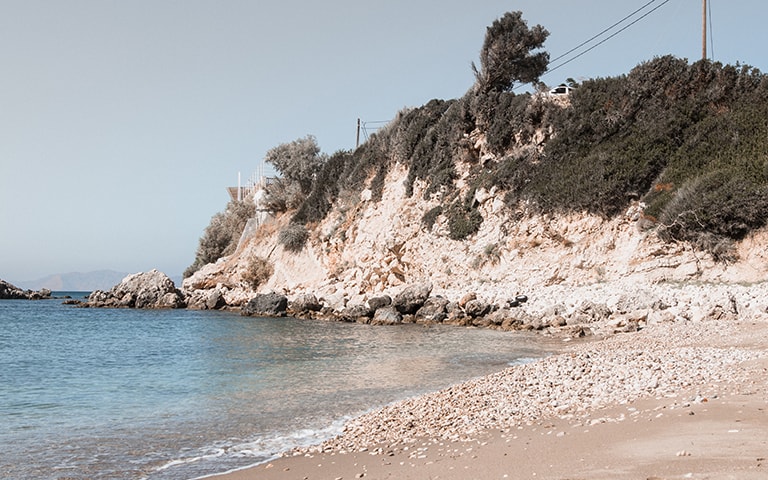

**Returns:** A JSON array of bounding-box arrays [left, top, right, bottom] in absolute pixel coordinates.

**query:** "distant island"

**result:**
[[13, 270, 131, 292]]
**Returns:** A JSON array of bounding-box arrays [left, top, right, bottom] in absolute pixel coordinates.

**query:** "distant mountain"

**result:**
[[15, 270, 130, 292]]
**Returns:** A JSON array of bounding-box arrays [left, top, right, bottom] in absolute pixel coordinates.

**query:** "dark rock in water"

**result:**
[[205, 289, 227, 310], [515, 294, 529, 303], [370, 306, 402, 326], [341, 303, 373, 322], [367, 295, 392, 310], [291, 293, 323, 314], [393, 282, 432, 315], [242, 292, 288, 317], [0, 279, 51, 300], [416, 296, 450, 321], [84, 270, 186, 309], [464, 299, 491, 318]]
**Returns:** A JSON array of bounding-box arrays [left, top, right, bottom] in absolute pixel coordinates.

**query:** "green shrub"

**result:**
[[278, 223, 309, 252], [242, 256, 273, 289], [421, 205, 443, 230], [446, 198, 483, 240], [185, 199, 255, 277], [292, 150, 348, 224], [265, 135, 326, 194], [658, 170, 768, 244], [264, 177, 305, 213]]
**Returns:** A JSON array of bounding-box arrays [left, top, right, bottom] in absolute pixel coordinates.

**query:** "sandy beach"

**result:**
[[208, 312, 768, 480]]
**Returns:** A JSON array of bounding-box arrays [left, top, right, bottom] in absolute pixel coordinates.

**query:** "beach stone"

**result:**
[[568, 301, 612, 324], [415, 296, 450, 320], [393, 282, 432, 314], [459, 292, 477, 307], [158, 291, 186, 309], [370, 306, 402, 325], [205, 288, 227, 310], [368, 295, 392, 310], [486, 308, 510, 326], [242, 292, 288, 317], [341, 303, 373, 322], [291, 293, 323, 313], [464, 299, 491, 318]]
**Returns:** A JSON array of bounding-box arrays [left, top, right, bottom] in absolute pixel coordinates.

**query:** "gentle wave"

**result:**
[[1, 298, 561, 479]]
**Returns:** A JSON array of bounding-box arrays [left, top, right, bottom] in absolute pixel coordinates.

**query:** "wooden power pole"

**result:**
[[702, 0, 707, 60], [356, 118, 361, 148]]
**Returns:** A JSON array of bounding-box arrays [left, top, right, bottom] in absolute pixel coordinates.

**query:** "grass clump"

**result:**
[[242, 256, 273, 289], [278, 223, 309, 253]]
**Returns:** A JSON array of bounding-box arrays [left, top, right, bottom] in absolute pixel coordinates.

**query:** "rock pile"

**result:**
[[84, 270, 186, 309], [0, 279, 51, 300], [231, 280, 768, 341]]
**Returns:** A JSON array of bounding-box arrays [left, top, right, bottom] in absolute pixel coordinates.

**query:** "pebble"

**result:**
[[295, 307, 766, 456]]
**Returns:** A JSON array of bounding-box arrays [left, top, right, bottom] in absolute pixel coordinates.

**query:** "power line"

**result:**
[[356, 119, 390, 147], [548, 0, 659, 65], [544, 0, 674, 77]]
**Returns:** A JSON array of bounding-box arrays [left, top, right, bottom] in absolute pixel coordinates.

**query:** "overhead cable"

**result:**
[[545, 0, 674, 77]]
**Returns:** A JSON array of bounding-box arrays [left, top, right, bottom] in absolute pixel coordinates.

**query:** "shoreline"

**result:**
[[208, 316, 768, 480]]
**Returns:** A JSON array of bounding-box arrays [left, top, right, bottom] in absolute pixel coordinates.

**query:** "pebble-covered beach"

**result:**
[[213, 282, 768, 480], [310, 317, 764, 455]]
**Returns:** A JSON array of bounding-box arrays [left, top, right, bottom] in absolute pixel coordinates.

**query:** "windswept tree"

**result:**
[[264, 135, 326, 194], [473, 11, 549, 93]]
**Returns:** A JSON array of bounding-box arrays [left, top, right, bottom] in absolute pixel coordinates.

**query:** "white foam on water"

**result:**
[[170, 417, 352, 480], [509, 356, 540, 366]]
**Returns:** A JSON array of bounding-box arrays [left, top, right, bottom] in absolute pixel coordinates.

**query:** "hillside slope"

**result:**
[[184, 18, 768, 315], [183, 152, 768, 311]]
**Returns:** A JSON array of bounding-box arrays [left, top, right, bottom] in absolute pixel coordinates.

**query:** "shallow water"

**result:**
[[0, 295, 561, 479]]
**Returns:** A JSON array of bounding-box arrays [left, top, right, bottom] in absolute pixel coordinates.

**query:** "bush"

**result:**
[[263, 178, 305, 213], [265, 135, 327, 194], [278, 223, 309, 252], [185, 200, 255, 277], [421, 205, 443, 230], [658, 170, 768, 245], [446, 198, 483, 240], [292, 150, 348, 224], [242, 256, 274, 289]]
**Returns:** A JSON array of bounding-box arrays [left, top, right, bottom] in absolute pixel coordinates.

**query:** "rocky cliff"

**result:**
[[182, 53, 768, 328], [182, 157, 768, 324]]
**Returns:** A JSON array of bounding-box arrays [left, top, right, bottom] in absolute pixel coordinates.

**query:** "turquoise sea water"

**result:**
[[0, 294, 560, 479]]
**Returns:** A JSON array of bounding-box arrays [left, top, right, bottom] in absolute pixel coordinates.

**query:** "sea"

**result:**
[[0, 293, 562, 480]]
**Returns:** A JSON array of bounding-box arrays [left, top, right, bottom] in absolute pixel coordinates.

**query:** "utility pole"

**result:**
[[356, 118, 361, 148], [702, 0, 707, 60]]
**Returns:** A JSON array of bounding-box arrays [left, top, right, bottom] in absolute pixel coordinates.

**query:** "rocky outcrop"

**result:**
[[242, 292, 288, 317], [182, 159, 768, 337], [0, 280, 51, 300], [392, 282, 432, 315], [291, 294, 323, 315], [84, 270, 186, 309]]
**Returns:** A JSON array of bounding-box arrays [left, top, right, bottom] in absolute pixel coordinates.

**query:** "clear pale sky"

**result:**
[[1, 0, 764, 283]]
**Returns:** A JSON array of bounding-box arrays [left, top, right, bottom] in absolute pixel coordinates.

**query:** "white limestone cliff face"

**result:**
[[183, 155, 768, 311]]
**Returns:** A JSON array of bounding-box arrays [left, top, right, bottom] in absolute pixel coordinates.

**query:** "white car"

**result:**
[[549, 85, 574, 95]]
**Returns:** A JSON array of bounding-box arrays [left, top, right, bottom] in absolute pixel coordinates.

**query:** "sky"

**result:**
[[1, 0, 765, 283]]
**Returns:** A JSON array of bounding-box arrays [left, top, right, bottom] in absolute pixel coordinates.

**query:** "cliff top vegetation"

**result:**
[[187, 10, 768, 277]]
